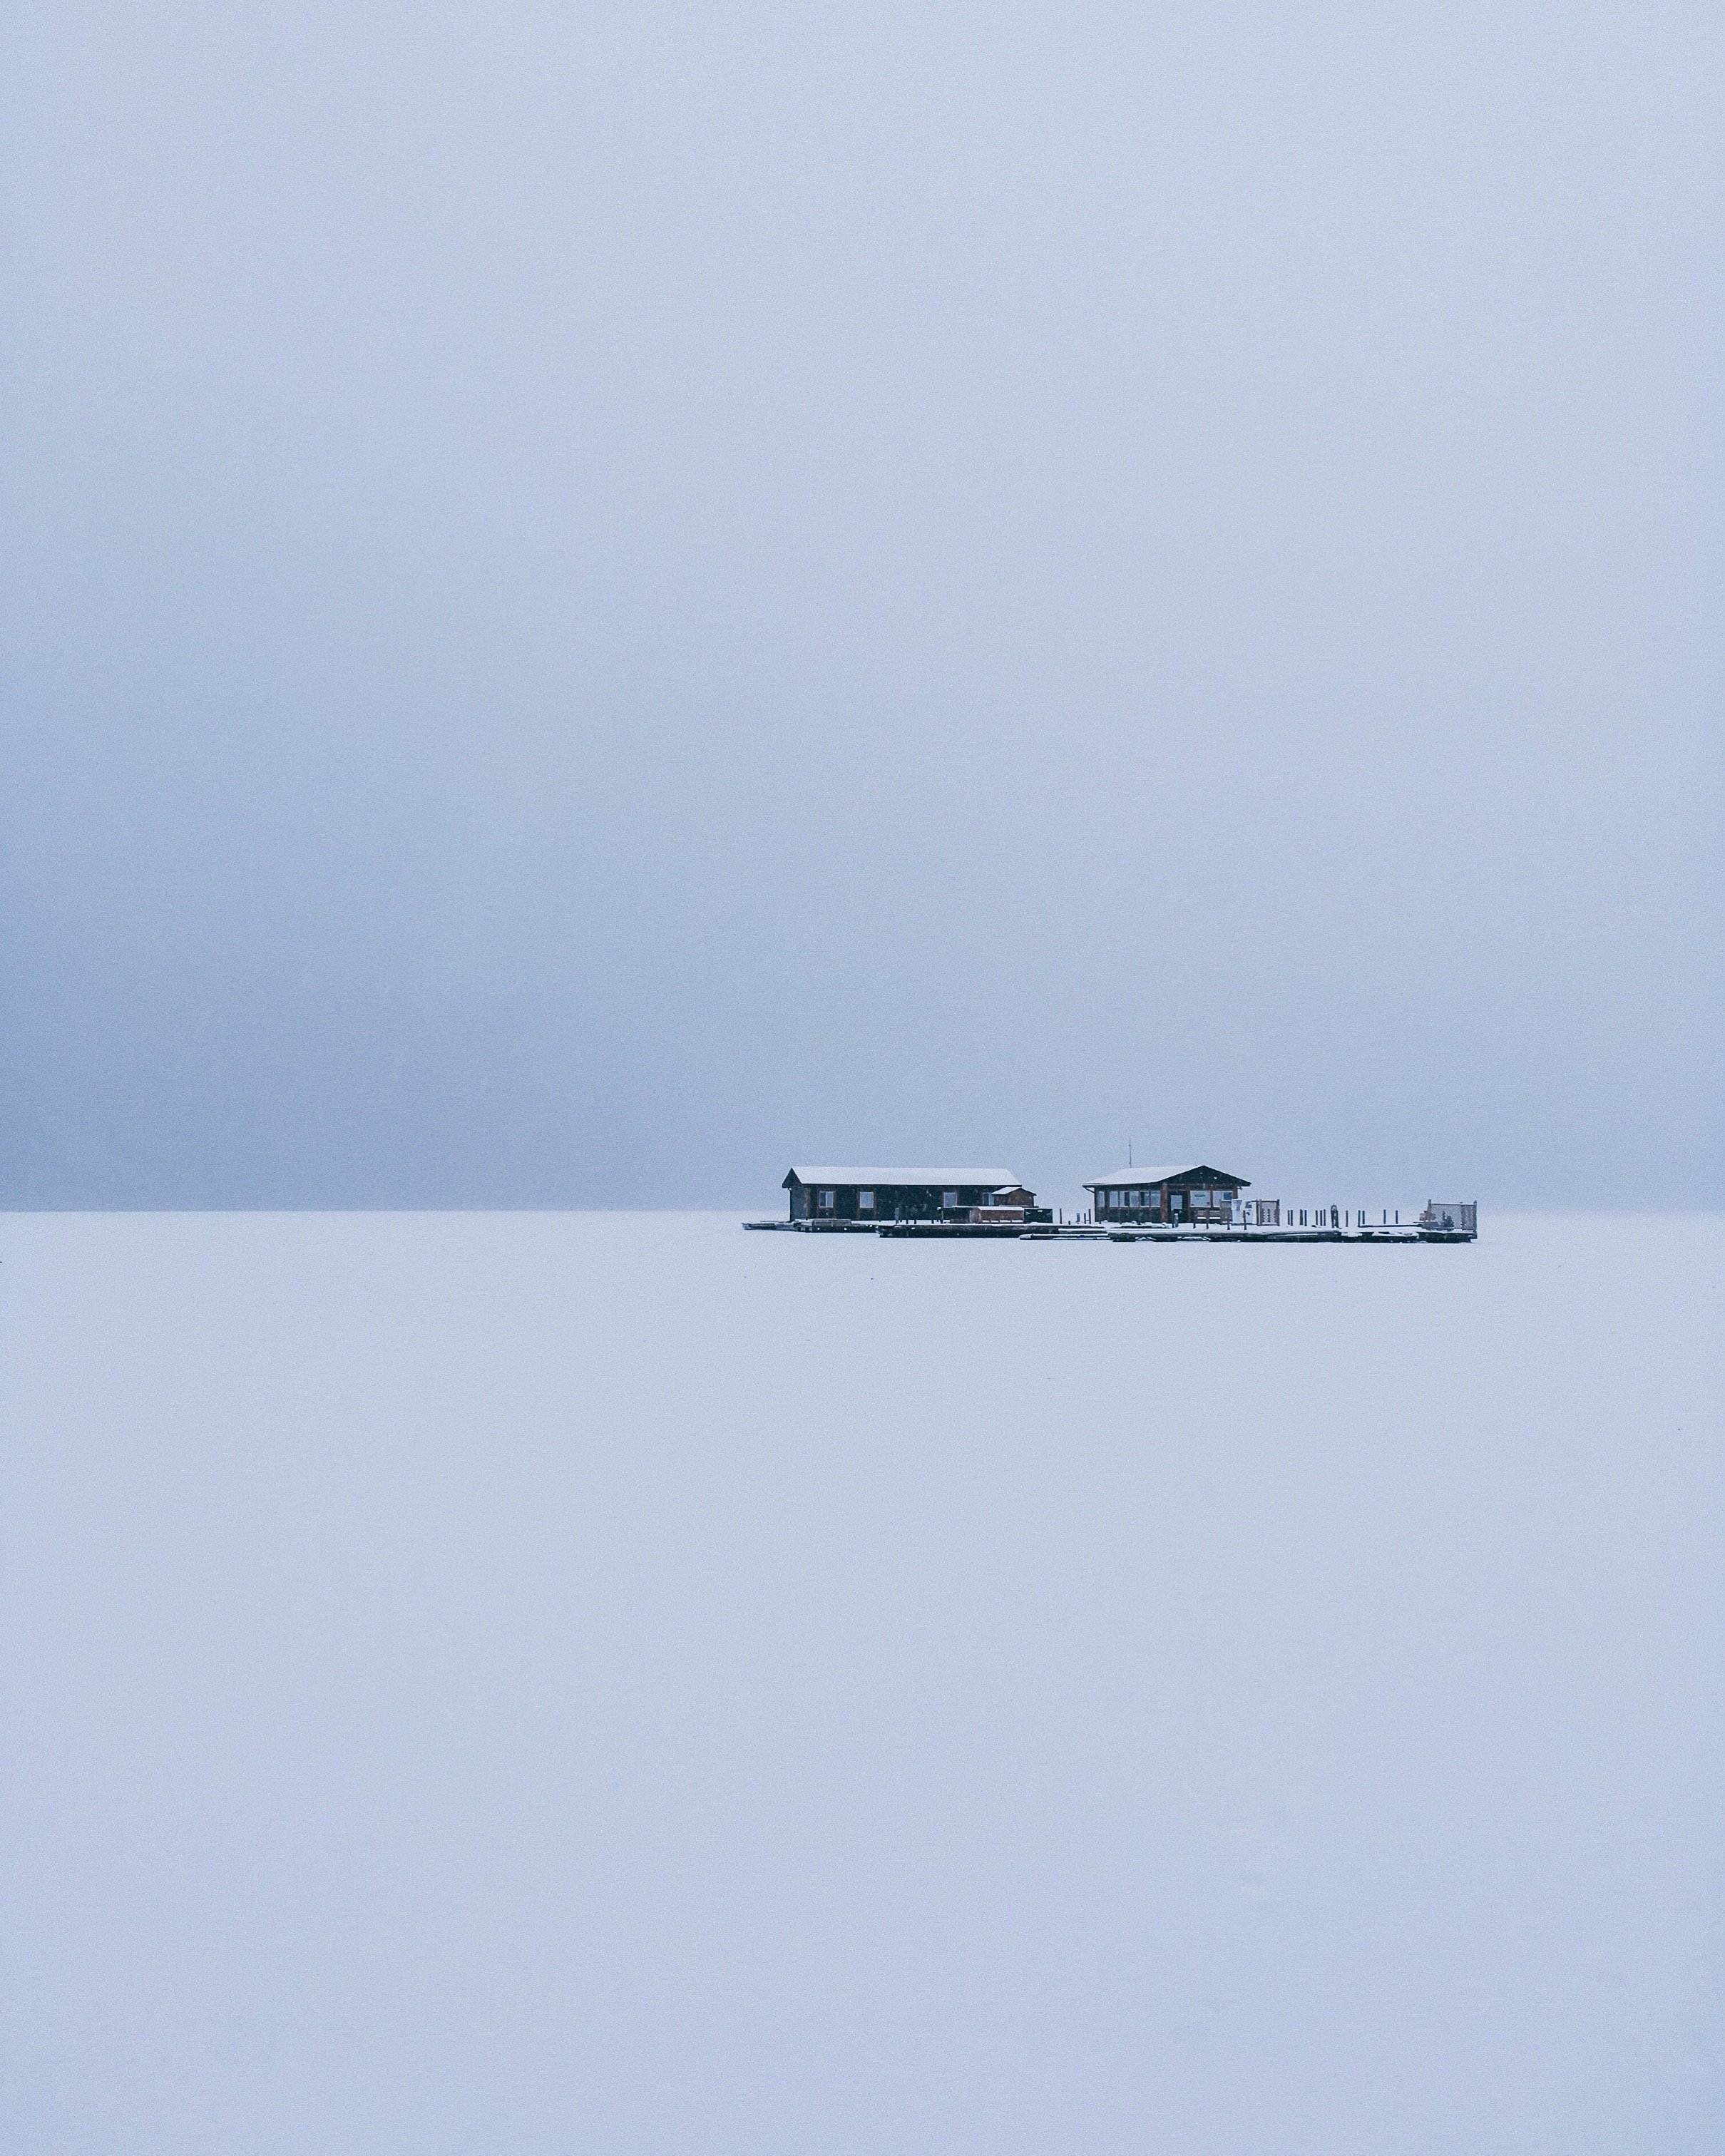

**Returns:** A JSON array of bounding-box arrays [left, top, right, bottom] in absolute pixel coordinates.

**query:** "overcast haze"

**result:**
[[4, 2, 1720, 1209]]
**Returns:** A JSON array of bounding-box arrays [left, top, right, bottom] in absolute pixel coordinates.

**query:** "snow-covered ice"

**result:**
[[1, 1211, 1719, 2154]]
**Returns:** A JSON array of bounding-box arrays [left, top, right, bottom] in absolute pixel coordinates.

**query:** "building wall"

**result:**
[[789, 1182, 1010, 1221], [1090, 1180, 1242, 1223]]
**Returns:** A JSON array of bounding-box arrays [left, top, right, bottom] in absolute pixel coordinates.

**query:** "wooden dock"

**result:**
[[1101, 1223, 1465, 1244], [744, 1218, 1475, 1244]]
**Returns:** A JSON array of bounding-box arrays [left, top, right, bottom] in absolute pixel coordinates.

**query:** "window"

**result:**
[[942, 1189, 958, 1209], [819, 1189, 835, 1210], [858, 1190, 875, 1211]]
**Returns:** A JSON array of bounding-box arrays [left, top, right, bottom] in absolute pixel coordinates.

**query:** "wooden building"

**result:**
[[782, 1169, 1043, 1223], [1082, 1164, 1250, 1224]]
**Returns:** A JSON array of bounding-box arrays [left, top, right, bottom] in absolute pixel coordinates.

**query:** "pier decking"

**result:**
[[743, 1216, 1476, 1244]]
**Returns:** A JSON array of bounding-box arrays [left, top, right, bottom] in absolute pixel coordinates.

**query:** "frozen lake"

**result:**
[[2, 1211, 1719, 2154]]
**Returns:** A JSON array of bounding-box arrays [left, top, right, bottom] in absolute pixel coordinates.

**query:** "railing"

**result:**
[[1104, 1201, 1476, 1238]]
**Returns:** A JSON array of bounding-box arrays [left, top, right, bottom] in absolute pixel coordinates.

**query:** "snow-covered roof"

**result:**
[[1083, 1164, 1251, 1190], [784, 1168, 1022, 1189]]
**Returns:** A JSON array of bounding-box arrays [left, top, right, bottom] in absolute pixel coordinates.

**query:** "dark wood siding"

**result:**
[[787, 1180, 1017, 1221], [1089, 1171, 1244, 1223]]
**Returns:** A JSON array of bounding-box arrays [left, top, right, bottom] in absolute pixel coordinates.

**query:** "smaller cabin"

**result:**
[[1082, 1164, 1251, 1224], [782, 1169, 1043, 1223]]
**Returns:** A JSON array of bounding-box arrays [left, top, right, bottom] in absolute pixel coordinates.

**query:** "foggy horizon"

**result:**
[[6, 15, 1723, 2147]]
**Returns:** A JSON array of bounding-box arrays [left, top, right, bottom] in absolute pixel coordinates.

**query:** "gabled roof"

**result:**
[[1083, 1164, 1251, 1190], [784, 1167, 1022, 1189]]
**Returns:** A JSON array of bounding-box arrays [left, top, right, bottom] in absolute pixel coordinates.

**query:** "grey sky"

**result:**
[[4, 2, 1720, 1209]]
